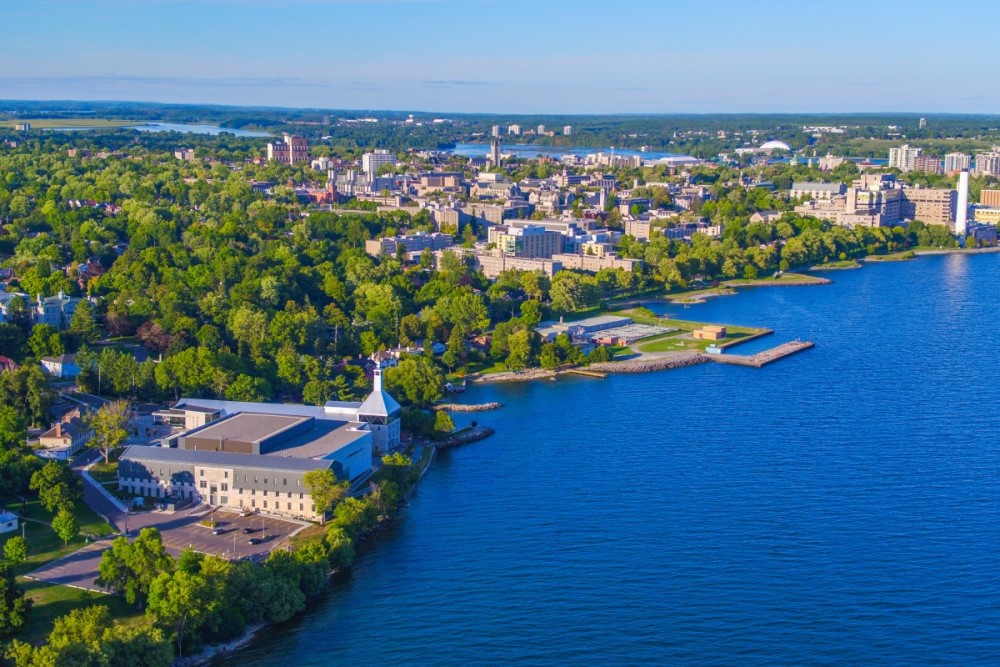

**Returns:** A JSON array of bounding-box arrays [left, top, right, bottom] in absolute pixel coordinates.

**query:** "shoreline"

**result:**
[[183, 447, 439, 666]]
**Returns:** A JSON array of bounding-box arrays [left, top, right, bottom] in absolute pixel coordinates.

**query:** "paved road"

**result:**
[[24, 539, 113, 592], [71, 449, 124, 531]]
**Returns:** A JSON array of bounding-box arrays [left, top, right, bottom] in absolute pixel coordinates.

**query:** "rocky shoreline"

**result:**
[[589, 352, 708, 374], [433, 402, 503, 412], [435, 425, 496, 449]]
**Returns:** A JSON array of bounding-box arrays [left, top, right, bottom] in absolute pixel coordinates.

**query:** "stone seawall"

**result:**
[[590, 352, 709, 374], [433, 402, 503, 412]]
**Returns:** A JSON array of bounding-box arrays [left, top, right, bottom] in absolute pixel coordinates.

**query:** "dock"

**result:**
[[565, 368, 608, 379], [705, 340, 814, 368]]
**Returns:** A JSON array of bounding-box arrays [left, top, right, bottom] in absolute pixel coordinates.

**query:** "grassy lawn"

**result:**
[[464, 359, 507, 376], [16, 580, 143, 646], [865, 250, 915, 262], [1, 499, 115, 576], [0, 118, 137, 129], [813, 259, 861, 269], [723, 272, 827, 285], [89, 455, 120, 484]]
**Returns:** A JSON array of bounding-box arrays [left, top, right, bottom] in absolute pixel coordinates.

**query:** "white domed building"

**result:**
[[759, 140, 792, 154]]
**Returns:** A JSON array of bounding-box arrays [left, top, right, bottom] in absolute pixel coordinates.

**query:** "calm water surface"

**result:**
[[227, 254, 1000, 666]]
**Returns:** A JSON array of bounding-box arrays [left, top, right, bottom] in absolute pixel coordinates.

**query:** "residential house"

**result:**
[[41, 354, 80, 378], [37, 416, 92, 460]]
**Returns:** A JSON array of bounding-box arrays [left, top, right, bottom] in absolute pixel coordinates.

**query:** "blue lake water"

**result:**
[[227, 254, 1000, 666], [451, 142, 687, 161], [131, 122, 271, 137], [43, 122, 270, 137]]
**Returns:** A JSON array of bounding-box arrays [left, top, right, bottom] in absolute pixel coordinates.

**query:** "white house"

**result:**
[[37, 417, 92, 460], [0, 511, 18, 535], [41, 354, 80, 378]]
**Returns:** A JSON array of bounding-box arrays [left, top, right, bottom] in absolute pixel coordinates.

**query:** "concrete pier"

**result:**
[[705, 340, 814, 368]]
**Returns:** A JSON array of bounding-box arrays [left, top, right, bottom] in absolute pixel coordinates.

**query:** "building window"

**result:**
[[262, 490, 268, 496], [251, 500, 256, 508], [251, 489, 255, 496], [200, 470, 204, 477], [254, 477, 258, 483], [263, 501, 268, 509], [224, 471, 229, 478], [283, 478, 287, 486], [299, 493, 303, 499], [199, 481, 207, 489], [263, 478, 268, 485], [221, 483, 228, 491], [221, 496, 228, 505], [287, 503, 291, 510], [299, 503, 304, 511]]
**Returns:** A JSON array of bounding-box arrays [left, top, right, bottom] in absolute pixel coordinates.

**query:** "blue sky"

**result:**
[[2, 0, 998, 114]]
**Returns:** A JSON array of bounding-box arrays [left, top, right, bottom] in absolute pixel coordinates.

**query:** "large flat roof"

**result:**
[[192, 413, 308, 445], [121, 445, 333, 473]]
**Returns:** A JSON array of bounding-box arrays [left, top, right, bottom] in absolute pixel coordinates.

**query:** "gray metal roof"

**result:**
[[121, 445, 333, 473]]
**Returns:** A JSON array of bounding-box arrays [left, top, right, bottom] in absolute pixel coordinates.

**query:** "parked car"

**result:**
[[248, 537, 263, 545], [241, 527, 256, 535], [212, 527, 225, 536]]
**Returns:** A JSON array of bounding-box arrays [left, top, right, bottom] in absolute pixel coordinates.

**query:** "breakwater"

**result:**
[[590, 352, 708, 374], [433, 402, 503, 412], [435, 425, 495, 449]]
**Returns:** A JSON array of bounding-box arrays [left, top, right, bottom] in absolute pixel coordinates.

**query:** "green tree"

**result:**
[[147, 569, 213, 659], [434, 410, 455, 434], [0, 566, 31, 637], [506, 329, 533, 371], [384, 356, 443, 407], [97, 528, 174, 606], [324, 526, 355, 570], [28, 324, 63, 359], [29, 460, 81, 513], [68, 300, 101, 345], [302, 468, 349, 524], [52, 507, 78, 546], [224, 374, 272, 402], [89, 399, 131, 464], [3, 536, 28, 566]]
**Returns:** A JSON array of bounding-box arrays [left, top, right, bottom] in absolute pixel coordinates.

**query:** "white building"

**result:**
[[563, 125, 572, 136], [41, 354, 80, 378], [507, 124, 522, 136], [0, 511, 18, 534], [944, 153, 971, 173], [362, 149, 396, 177], [888, 144, 922, 172]]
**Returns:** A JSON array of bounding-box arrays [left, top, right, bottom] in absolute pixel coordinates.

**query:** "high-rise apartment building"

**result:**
[[912, 155, 943, 174], [974, 149, 1000, 177], [507, 124, 522, 136], [888, 144, 921, 172], [362, 149, 396, 176], [944, 152, 972, 173], [563, 125, 572, 136], [491, 125, 501, 138], [266, 134, 308, 164], [537, 124, 546, 135]]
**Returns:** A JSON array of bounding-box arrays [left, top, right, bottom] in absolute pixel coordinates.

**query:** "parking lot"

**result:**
[[129, 507, 308, 560]]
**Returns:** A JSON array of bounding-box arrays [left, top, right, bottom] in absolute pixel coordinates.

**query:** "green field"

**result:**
[[0, 118, 138, 129], [17, 580, 143, 645], [1, 499, 115, 576]]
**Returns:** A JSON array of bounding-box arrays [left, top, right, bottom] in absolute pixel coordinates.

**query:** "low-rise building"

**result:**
[[120, 371, 402, 521], [0, 511, 18, 534], [693, 325, 726, 341], [365, 232, 454, 257], [37, 416, 92, 460], [550, 253, 641, 273], [41, 354, 80, 378], [790, 182, 846, 200]]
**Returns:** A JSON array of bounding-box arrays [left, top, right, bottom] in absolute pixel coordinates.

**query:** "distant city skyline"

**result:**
[[4, 0, 1000, 114]]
